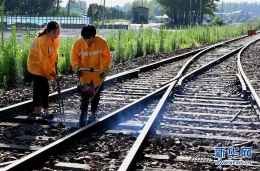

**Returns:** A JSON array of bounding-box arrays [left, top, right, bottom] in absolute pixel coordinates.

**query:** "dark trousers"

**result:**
[[32, 74, 49, 108], [80, 84, 103, 114]]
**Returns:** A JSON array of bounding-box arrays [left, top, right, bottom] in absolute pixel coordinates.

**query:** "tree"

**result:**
[[66, 0, 75, 17], [156, 0, 219, 25], [87, 3, 101, 21], [2, 0, 56, 15], [54, 0, 61, 16], [65, 0, 86, 17], [212, 15, 225, 25], [104, 6, 126, 20]]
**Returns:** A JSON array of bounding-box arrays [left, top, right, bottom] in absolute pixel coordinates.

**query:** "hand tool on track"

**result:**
[[76, 67, 104, 128]]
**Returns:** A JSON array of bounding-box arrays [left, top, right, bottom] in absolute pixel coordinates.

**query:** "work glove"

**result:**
[[54, 75, 63, 81], [51, 71, 63, 81], [75, 67, 83, 77], [99, 66, 110, 79]]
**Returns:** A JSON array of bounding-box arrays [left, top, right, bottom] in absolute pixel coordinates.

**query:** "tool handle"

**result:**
[[78, 67, 101, 73]]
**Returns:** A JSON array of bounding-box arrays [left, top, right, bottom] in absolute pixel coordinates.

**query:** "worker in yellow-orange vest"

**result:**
[[71, 24, 112, 124], [27, 21, 62, 117]]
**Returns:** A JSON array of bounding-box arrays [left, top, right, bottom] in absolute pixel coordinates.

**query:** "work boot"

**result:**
[[43, 110, 51, 116], [87, 114, 98, 124], [41, 110, 54, 119]]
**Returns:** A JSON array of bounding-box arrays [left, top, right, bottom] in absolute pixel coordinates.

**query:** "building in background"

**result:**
[[213, 10, 255, 24], [226, 10, 253, 22], [132, 6, 149, 24]]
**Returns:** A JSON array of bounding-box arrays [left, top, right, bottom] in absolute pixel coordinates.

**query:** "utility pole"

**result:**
[[190, 0, 192, 26], [102, 0, 105, 26], [221, 0, 223, 20], [200, 0, 202, 24]]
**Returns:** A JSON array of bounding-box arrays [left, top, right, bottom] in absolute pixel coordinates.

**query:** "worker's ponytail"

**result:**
[[37, 27, 47, 37], [37, 21, 60, 37]]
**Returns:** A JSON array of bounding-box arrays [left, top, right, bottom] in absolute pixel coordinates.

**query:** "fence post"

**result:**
[[30, 15, 31, 30], [34, 15, 36, 30], [21, 15, 23, 29], [15, 14, 17, 29], [71, 16, 72, 29], [10, 14, 12, 30], [5, 15, 7, 30]]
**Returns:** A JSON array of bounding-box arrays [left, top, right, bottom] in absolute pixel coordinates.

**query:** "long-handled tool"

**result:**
[[76, 68, 104, 128], [56, 79, 65, 122], [55, 60, 65, 123]]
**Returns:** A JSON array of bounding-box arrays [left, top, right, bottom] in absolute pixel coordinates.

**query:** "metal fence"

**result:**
[[1, 15, 93, 30]]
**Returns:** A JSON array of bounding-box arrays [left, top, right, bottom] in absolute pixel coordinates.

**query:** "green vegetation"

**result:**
[[110, 22, 260, 63], [58, 35, 79, 74], [0, 21, 260, 90], [155, 0, 219, 25]]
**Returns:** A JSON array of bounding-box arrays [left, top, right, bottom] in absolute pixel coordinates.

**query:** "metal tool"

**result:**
[[56, 79, 65, 122], [77, 67, 105, 128], [55, 58, 65, 123]]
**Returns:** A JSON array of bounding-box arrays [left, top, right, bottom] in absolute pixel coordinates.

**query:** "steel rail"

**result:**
[[177, 47, 242, 87], [1, 34, 252, 171], [237, 36, 260, 110], [3, 80, 171, 171], [235, 73, 247, 96], [0, 69, 139, 120], [0, 34, 247, 120], [118, 81, 176, 171], [117, 46, 247, 171], [0, 48, 205, 120]]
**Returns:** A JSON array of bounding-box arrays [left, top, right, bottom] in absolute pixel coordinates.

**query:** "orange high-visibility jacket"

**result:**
[[27, 34, 60, 80], [71, 36, 112, 88]]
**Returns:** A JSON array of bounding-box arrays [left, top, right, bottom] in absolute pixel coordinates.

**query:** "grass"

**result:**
[[58, 35, 80, 75], [108, 22, 260, 64], [0, 21, 260, 91]]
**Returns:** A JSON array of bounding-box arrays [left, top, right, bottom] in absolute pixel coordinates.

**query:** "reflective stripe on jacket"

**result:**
[[71, 36, 112, 88], [27, 34, 60, 80]]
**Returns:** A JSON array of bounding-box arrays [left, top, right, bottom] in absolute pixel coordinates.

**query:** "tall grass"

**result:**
[[108, 22, 260, 64], [58, 35, 79, 74], [17, 28, 34, 83], [0, 21, 260, 91], [1, 26, 23, 88]]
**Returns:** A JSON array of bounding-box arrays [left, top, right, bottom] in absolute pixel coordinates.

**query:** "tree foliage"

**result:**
[[87, 3, 126, 21], [2, 0, 57, 15], [156, 0, 219, 25], [0, 0, 85, 16]]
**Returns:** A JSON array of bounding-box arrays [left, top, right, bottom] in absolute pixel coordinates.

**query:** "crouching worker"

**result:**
[[71, 24, 112, 127], [27, 20, 63, 117]]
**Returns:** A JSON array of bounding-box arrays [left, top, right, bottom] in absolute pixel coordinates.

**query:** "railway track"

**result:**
[[239, 40, 260, 111], [134, 53, 259, 171], [0, 45, 203, 169], [1, 33, 260, 170]]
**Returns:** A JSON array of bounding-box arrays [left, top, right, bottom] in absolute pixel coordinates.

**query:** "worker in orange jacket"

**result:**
[[27, 21, 62, 117], [71, 24, 112, 124]]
